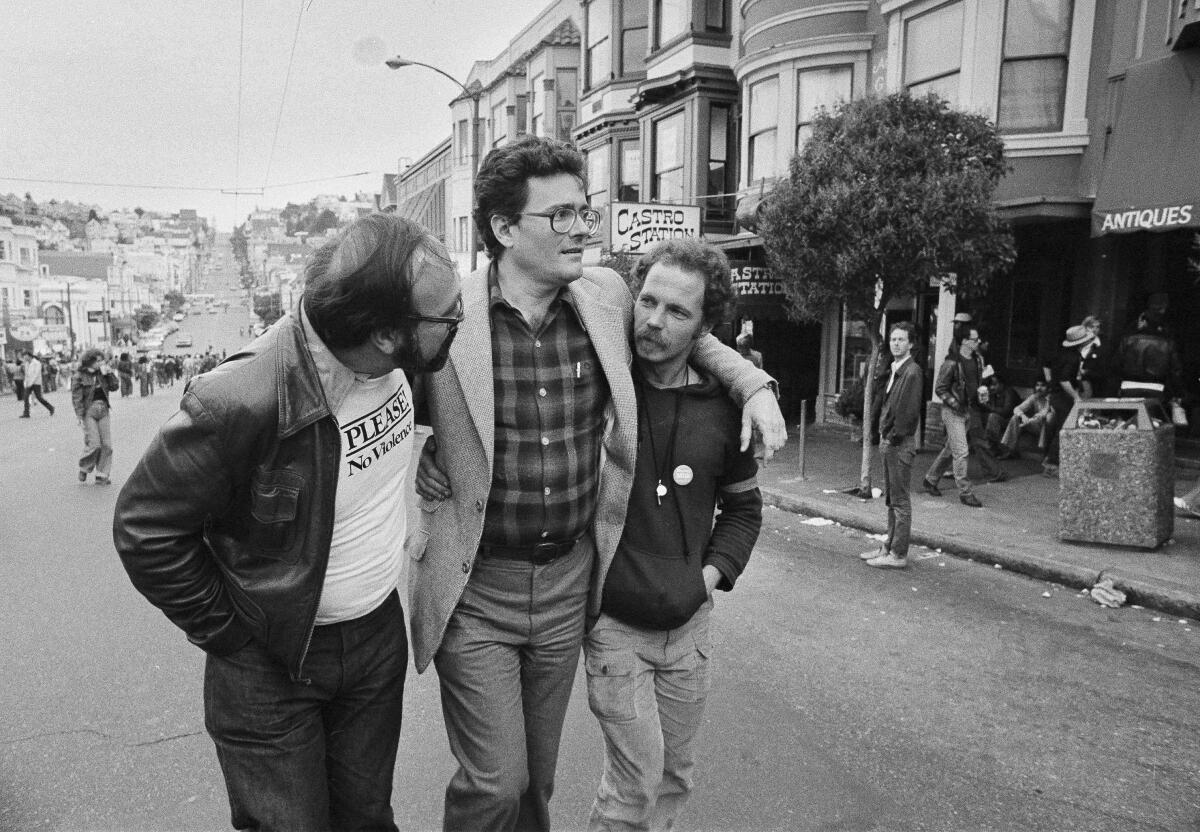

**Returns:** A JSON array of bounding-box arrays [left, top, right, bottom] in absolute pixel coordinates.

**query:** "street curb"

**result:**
[[761, 487, 1200, 621]]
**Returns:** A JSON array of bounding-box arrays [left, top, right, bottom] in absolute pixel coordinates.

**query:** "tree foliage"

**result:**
[[759, 91, 1016, 489], [134, 304, 160, 333], [163, 291, 186, 312], [761, 91, 1014, 326]]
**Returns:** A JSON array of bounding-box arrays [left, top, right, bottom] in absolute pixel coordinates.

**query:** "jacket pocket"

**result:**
[[247, 468, 304, 559]]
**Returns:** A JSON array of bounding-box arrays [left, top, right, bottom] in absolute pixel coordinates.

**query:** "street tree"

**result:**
[[163, 291, 186, 312], [759, 91, 1015, 493], [253, 292, 283, 326], [134, 304, 160, 333]]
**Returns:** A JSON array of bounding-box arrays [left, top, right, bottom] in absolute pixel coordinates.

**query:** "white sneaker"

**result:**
[[859, 547, 886, 560], [866, 553, 909, 569]]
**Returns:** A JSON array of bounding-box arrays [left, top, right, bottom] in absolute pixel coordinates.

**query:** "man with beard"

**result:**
[[113, 214, 462, 832]]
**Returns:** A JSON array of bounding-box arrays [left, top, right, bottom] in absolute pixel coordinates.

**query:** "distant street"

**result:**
[[2, 310, 1200, 830]]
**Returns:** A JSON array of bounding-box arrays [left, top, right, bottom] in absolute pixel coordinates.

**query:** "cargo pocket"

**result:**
[[585, 652, 636, 723], [247, 468, 303, 559]]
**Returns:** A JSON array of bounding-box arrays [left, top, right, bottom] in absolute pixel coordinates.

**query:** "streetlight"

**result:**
[[386, 55, 481, 272]]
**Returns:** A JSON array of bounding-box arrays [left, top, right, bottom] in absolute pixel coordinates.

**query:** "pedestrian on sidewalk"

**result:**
[[862, 322, 923, 569], [921, 326, 994, 507], [583, 238, 763, 830], [113, 214, 464, 832], [136, 355, 153, 396], [1042, 324, 1094, 478], [19, 350, 55, 417], [1115, 309, 1182, 405], [116, 352, 134, 397], [72, 348, 119, 484]]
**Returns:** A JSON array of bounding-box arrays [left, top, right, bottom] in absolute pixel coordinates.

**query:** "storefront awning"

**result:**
[[1091, 52, 1200, 236]]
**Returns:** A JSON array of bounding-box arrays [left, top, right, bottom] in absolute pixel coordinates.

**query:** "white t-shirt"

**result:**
[[315, 369, 415, 624]]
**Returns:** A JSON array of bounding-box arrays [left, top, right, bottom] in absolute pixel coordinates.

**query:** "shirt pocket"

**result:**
[[247, 468, 304, 560]]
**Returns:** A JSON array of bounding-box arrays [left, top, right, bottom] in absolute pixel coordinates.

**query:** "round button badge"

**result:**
[[672, 465, 693, 486]]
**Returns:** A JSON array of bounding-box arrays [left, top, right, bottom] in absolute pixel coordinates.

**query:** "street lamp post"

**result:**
[[386, 55, 481, 272]]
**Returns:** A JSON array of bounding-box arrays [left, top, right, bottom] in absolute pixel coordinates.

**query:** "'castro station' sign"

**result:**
[[610, 202, 701, 253]]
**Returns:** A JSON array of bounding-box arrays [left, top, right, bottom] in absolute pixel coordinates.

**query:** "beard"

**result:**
[[391, 324, 456, 375]]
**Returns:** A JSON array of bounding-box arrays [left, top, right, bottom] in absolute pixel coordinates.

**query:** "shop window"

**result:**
[[707, 104, 734, 220], [619, 140, 641, 202], [587, 0, 612, 88], [652, 111, 686, 204], [997, 0, 1073, 133], [747, 76, 778, 183], [621, 1, 648, 75], [1006, 276, 1044, 371], [654, 0, 688, 49], [586, 144, 610, 212], [796, 65, 853, 151], [903, 1, 963, 106]]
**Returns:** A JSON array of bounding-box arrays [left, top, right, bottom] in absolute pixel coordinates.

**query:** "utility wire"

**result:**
[[262, 0, 307, 190], [234, 0, 246, 223], [0, 172, 375, 192]]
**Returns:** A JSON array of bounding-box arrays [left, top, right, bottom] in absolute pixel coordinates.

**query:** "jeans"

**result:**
[[22, 383, 53, 415], [435, 537, 593, 832], [79, 401, 113, 478], [584, 603, 713, 832], [882, 436, 915, 558], [924, 408, 974, 497], [203, 590, 407, 832]]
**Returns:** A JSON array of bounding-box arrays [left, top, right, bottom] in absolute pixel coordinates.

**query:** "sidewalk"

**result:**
[[756, 425, 1200, 620]]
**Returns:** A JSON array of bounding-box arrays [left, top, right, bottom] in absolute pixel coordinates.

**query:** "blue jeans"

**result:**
[[435, 538, 593, 832], [584, 603, 713, 832], [203, 590, 407, 832], [925, 408, 974, 497], [882, 436, 915, 558]]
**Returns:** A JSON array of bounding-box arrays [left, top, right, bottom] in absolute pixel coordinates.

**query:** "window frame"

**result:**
[[996, 0, 1074, 134], [618, 139, 641, 202], [586, 0, 613, 89], [651, 109, 687, 203], [795, 64, 854, 151], [747, 75, 779, 183]]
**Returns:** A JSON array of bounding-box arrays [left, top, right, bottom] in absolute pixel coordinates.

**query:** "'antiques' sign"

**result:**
[[610, 202, 701, 253], [1092, 203, 1197, 235]]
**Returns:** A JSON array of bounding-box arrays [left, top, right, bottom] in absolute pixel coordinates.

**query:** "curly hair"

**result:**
[[628, 238, 736, 328], [473, 136, 586, 262], [302, 213, 454, 349]]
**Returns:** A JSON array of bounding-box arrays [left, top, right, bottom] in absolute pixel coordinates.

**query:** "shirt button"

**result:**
[[462, 562, 470, 574], [538, 387, 547, 397], [534, 340, 542, 348], [541, 436, 549, 446], [544, 487, 551, 496], [475, 500, 484, 512]]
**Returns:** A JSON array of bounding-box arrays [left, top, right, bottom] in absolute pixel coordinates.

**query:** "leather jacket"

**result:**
[[934, 351, 978, 416], [113, 313, 341, 681]]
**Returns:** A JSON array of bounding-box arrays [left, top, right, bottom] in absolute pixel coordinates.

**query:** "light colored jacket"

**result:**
[[405, 264, 769, 672]]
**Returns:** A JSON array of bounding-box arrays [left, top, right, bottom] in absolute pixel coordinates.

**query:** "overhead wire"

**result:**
[[234, 0, 246, 223], [261, 0, 308, 191]]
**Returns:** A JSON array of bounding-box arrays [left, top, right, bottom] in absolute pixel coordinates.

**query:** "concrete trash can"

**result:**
[[1059, 398, 1174, 549]]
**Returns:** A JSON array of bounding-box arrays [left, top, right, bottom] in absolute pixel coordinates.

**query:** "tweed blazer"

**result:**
[[406, 264, 769, 672]]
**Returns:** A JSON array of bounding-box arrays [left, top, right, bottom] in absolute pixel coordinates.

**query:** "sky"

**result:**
[[2, 0, 557, 231]]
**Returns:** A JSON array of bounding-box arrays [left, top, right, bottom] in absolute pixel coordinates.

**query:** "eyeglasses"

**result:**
[[518, 206, 602, 235], [403, 297, 464, 327]]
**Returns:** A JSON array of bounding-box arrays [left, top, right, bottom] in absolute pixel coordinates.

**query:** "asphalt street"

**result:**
[[2, 309, 1199, 831]]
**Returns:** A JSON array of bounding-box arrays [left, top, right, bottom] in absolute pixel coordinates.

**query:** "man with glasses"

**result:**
[[114, 214, 461, 832], [921, 324, 1005, 507], [408, 135, 786, 832]]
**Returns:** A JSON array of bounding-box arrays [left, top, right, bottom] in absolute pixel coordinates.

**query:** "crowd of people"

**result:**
[[859, 302, 1193, 570]]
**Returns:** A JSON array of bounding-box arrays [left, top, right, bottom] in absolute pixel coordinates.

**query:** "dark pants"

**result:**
[[435, 538, 593, 832], [204, 591, 407, 832], [1044, 391, 1076, 466], [882, 436, 915, 558], [22, 383, 53, 415]]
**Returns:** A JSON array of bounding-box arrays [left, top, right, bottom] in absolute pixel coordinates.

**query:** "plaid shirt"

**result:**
[[483, 267, 610, 547]]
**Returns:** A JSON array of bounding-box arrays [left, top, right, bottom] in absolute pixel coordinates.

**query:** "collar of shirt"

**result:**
[[298, 302, 361, 415], [890, 355, 911, 374], [487, 261, 581, 323]]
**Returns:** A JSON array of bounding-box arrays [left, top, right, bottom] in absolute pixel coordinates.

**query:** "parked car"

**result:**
[[173, 312, 185, 322]]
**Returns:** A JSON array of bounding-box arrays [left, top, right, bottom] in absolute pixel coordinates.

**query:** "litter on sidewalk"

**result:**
[[1089, 578, 1127, 609]]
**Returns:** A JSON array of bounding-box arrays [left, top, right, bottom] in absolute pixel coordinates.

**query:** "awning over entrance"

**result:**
[[1091, 52, 1200, 236]]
